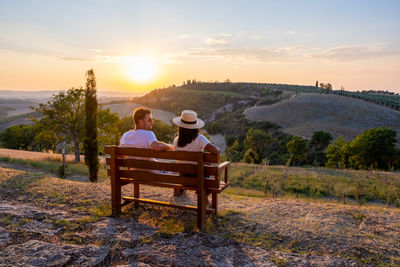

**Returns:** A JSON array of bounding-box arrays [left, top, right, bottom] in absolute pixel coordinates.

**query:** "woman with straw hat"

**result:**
[[172, 110, 220, 196]]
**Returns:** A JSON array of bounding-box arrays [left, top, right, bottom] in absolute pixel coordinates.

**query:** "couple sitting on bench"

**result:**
[[119, 107, 220, 197]]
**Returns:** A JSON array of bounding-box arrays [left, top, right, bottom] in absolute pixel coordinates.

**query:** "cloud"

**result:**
[[88, 48, 104, 53], [179, 34, 190, 39], [206, 37, 228, 46], [220, 33, 232, 37], [309, 44, 400, 62], [58, 56, 91, 62], [286, 30, 296, 35], [188, 46, 306, 63]]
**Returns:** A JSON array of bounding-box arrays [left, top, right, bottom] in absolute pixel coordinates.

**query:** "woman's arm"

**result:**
[[204, 143, 220, 154]]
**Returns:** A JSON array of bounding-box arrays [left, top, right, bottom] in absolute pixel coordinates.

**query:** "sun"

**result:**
[[126, 58, 157, 84]]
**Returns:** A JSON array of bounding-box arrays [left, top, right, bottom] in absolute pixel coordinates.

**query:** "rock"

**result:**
[[0, 202, 67, 220], [18, 220, 62, 236], [0, 240, 109, 267], [90, 218, 155, 244], [124, 232, 275, 266], [0, 226, 10, 245]]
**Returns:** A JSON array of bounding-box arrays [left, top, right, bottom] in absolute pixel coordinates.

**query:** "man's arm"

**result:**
[[205, 143, 220, 154], [151, 141, 174, 151]]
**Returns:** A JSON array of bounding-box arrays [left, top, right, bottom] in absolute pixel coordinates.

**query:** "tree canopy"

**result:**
[[32, 87, 85, 162], [326, 127, 399, 170]]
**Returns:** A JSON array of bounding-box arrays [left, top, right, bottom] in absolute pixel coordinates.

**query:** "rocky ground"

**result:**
[[0, 162, 399, 266]]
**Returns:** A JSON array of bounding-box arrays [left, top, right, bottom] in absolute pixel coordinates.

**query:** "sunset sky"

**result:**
[[1, 0, 400, 94]]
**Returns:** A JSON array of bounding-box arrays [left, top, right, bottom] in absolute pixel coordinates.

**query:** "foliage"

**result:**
[[319, 82, 332, 92], [33, 130, 58, 152], [334, 89, 400, 111], [326, 136, 349, 168], [226, 139, 243, 162], [97, 108, 121, 152], [307, 131, 332, 166], [84, 69, 99, 182], [286, 136, 308, 166], [32, 87, 85, 162], [243, 128, 276, 164], [0, 124, 35, 150], [152, 119, 177, 143], [326, 127, 399, 170]]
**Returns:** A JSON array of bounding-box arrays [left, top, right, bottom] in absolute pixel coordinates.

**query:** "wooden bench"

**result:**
[[104, 145, 230, 229]]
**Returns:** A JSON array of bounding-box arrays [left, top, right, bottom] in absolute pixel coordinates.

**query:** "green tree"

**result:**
[[307, 131, 332, 166], [33, 130, 58, 152], [286, 136, 308, 166], [325, 136, 349, 168], [0, 124, 35, 150], [32, 88, 85, 162], [152, 119, 176, 143], [348, 127, 398, 170], [84, 69, 99, 182], [226, 139, 243, 162], [244, 128, 271, 164], [97, 108, 121, 153], [243, 148, 258, 164]]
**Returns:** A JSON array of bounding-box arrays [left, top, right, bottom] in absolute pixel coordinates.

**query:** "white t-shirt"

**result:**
[[120, 129, 157, 148], [173, 134, 210, 152]]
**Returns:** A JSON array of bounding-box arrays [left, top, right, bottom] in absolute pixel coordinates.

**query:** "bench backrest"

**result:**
[[104, 146, 221, 189]]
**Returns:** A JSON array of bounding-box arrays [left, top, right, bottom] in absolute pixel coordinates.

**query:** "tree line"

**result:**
[[225, 126, 400, 171]]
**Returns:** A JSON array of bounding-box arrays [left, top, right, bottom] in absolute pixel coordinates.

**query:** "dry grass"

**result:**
[[0, 148, 83, 162]]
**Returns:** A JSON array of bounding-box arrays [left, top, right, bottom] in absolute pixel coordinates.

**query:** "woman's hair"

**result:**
[[177, 127, 199, 147]]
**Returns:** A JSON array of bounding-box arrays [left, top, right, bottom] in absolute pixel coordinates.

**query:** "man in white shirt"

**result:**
[[120, 107, 173, 151]]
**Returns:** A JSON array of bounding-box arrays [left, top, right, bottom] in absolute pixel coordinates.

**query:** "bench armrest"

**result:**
[[218, 161, 230, 183]]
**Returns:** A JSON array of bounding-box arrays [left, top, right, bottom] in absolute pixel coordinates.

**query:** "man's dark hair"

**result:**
[[177, 127, 199, 147], [133, 107, 151, 125]]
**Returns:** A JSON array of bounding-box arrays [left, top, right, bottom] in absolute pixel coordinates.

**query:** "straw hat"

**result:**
[[173, 110, 204, 129]]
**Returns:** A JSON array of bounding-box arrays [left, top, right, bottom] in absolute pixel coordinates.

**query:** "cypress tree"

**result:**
[[84, 69, 99, 182]]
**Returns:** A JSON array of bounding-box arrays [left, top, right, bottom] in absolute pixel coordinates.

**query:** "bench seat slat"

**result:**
[[118, 170, 198, 186], [118, 158, 197, 174], [117, 176, 220, 189], [116, 147, 201, 161]]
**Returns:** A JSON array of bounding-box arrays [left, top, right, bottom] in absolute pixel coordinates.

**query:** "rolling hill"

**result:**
[[245, 93, 400, 143]]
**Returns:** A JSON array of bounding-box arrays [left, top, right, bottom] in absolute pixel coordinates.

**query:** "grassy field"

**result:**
[[228, 163, 400, 207], [1, 153, 399, 207]]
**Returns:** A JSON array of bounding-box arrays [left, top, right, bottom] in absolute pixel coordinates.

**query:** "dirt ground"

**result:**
[[1, 161, 400, 266]]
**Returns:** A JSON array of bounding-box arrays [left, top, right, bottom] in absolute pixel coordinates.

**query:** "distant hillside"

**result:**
[[333, 89, 400, 111], [133, 81, 304, 120], [0, 98, 40, 119], [102, 102, 176, 125], [245, 93, 400, 144]]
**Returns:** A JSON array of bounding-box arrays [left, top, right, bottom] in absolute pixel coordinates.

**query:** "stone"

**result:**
[[0, 226, 10, 245], [0, 240, 109, 267], [90, 218, 155, 244], [18, 220, 62, 236]]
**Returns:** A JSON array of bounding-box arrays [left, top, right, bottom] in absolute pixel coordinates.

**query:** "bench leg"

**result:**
[[134, 183, 140, 209], [212, 193, 218, 214], [111, 177, 121, 217], [197, 188, 207, 230]]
